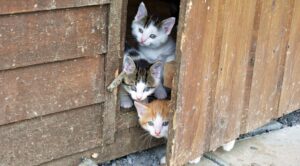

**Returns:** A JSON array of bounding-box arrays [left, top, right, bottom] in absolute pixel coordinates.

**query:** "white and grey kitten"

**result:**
[[132, 2, 176, 63], [119, 48, 167, 108]]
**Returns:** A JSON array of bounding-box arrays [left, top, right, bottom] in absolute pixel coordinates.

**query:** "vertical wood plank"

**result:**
[[168, 0, 226, 165], [209, 0, 256, 149], [240, 0, 263, 134], [246, 0, 294, 131], [102, 0, 128, 144], [279, 1, 300, 115], [168, 0, 300, 165]]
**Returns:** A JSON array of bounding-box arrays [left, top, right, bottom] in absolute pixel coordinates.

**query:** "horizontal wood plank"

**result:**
[[116, 111, 139, 131], [41, 127, 165, 166], [0, 5, 108, 70], [0, 0, 110, 15], [0, 104, 104, 166], [0, 56, 105, 125]]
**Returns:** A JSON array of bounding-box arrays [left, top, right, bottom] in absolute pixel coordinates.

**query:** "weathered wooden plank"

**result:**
[[0, 104, 103, 166], [116, 111, 139, 131], [0, 0, 110, 15], [279, 1, 300, 115], [209, 0, 256, 150], [168, 0, 226, 165], [0, 56, 105, 125], [240, 0, 262, 134], [164, 61, 176, 88], [40, 127, 165, 166], [0, 6, 108, 70], [102, 0, 128, 144], [246, 0, 294, 131]]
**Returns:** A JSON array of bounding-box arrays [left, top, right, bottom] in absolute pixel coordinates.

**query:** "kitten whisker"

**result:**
[[147, 136, 153, 148], [139, 132, 150, 139]]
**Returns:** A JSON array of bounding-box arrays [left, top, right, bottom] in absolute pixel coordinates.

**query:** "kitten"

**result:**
[[134, 100, 170, 138], [134, 100, 236, 164], [119, 48, 166, 108], [132, 2, 176, 63]]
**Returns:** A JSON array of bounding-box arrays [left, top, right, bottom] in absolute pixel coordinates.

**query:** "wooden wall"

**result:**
[[168, 0, 300, 165], [0, 1, 163, 165]]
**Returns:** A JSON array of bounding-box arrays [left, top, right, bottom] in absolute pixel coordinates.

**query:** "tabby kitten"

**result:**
[[132, 2, 176, 63], [119, 48, 166, 108], [134, 100, 236, 164]]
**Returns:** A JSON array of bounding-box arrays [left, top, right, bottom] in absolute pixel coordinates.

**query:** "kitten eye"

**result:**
[[143, 87, 151, 92], [148, 121, 154, 126], [162, 121, 169, 126], [149, 34, 156, 39], [131, 86, 137, 91], [138, 28, 143, 33]]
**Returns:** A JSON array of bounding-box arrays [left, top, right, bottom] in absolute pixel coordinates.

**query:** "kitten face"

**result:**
[[134, 100, 170, 138], [132, 2, 175, 48], [123, 56, 163, 101]]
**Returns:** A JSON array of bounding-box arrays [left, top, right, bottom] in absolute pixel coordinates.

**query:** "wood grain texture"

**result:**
[[41, 127, 165, 166], [0, 104, 103, 166], [0, 6, 108, 70], [210, 0, 256, 149], [102, 0, 128, 144], [0, 0, 110, 15], [116, 111, 139, 131], [168, 0, 299, 165], [246, 0, 294, 131], [168, 0, 227, 165], [240, 0, 263, 134], [279, 1, 300, 115], [0, 56, 105, 125]]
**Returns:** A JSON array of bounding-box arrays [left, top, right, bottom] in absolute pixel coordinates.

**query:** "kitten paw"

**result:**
[[222, 140, 236, 152], [120, 99, 133, 108], [188, 156, 201, 164], [155, 89, 167, 99], [160, 156, 166, 165], [166, 55, 175, 62]]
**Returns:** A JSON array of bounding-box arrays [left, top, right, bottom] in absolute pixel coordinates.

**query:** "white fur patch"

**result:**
[[144, 114, 168, 138], [189, 156, 201, 164], [222, 140, 236, 151], [127, 81, 155, 101]]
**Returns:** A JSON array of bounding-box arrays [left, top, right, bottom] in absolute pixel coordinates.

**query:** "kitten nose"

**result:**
[[155, 131, 161, 136], [136, 95, 142, 100], [140, 37, 146, 44]]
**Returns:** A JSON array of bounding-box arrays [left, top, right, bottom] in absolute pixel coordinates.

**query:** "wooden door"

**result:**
[[167, 0, 300, 165]]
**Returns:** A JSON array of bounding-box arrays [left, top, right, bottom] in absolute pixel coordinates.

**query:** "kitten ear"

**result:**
[[150, 61, 163, 79], [135, 2, 148, 21], [123, 56, 136, 74], [161, 17, 176, 35], [134, 101, 148, 118]]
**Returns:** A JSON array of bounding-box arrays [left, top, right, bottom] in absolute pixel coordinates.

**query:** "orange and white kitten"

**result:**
[[134, 100, 170, 139], [134, 100, 236, 165], [134, 100, 202, 164]]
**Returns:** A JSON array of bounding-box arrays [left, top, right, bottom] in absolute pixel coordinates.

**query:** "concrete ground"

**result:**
[[193, 125, 300, 166]]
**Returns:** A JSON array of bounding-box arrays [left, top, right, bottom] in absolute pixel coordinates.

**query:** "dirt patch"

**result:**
[[277, 109, 300, 126], [99, 145, 165, 166]]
